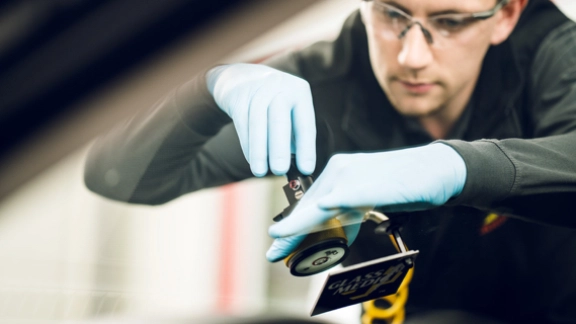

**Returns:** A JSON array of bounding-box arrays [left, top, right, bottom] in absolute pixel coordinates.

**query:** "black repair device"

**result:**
[[273, 156, 350, 277]]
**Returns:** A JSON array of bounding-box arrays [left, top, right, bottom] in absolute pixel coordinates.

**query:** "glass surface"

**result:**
[[1, 1, 575, 324]]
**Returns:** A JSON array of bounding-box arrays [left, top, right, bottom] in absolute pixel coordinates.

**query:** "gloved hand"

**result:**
[[266, 143, 467, 262], [206, 63, 316, 177]]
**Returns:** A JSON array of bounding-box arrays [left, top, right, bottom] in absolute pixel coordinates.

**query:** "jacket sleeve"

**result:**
[[442, 21, 576, 228], [84, 71, 254, 205]]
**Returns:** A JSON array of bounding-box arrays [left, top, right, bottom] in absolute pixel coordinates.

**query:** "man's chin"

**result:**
[[391, 102, 441, 118]]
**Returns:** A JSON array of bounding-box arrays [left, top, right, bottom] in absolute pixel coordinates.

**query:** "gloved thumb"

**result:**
[[266, 234, 306, 262]]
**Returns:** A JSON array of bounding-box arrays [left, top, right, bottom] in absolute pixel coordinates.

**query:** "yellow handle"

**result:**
[[361, 235, 414, 324]]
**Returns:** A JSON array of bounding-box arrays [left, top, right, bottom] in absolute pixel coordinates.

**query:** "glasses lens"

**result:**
[[369, 1, 411, 39]]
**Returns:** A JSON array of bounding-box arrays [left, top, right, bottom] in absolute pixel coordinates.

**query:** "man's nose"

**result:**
[[397, 24, 433, 71]]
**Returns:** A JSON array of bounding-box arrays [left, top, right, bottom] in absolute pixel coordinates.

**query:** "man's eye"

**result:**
[[433, 17, 469, 31], [373, 2, 406, 21], [383, 8, 404, 20]]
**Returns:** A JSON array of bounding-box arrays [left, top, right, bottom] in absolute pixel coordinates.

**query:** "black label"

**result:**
[[310, 250, 418, 316]]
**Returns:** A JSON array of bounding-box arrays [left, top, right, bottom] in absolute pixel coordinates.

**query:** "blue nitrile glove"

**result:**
[[266, 143, 467, 262], [206, 63, 316, 177]]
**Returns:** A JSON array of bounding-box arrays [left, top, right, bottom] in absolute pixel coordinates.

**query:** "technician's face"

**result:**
[[360, 0, 507, 118]]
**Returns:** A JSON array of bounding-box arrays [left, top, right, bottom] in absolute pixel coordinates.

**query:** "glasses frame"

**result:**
[[363, 0, 510, 44]]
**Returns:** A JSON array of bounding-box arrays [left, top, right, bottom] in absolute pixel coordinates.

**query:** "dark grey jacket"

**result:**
[[85, 2, 576, 322]]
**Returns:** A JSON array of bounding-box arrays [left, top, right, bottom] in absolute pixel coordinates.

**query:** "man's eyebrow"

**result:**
[[384, 1, 413, 15], [384, 1, 467, 16]]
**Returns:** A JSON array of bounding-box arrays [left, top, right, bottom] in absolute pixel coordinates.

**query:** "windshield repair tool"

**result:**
[[272, 155, 418, 320], [274, 156, 350, 276]]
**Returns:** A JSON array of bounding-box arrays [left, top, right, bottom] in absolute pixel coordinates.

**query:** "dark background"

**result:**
[[0, 0, 240, 161]]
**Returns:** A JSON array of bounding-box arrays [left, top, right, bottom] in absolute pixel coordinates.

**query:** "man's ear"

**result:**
[[490, 0, 529, 45]]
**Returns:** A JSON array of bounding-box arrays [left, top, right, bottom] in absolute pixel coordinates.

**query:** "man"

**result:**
[[85, 0, 576, 322]]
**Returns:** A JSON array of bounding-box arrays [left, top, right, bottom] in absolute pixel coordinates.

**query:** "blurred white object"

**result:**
[[555, 0, 576, 21]]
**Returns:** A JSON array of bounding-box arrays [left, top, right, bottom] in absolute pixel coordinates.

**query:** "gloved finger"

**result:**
[[268, 203, 341, 238], [267, 94, 292, 175], [231, 111, 250, 164], [292, 90, 316, 175], [266, 234, 307, 262], [247, 89, 273, 177]]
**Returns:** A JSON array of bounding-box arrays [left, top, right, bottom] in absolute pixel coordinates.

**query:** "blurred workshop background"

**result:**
[[0, 1, 574, 323]]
